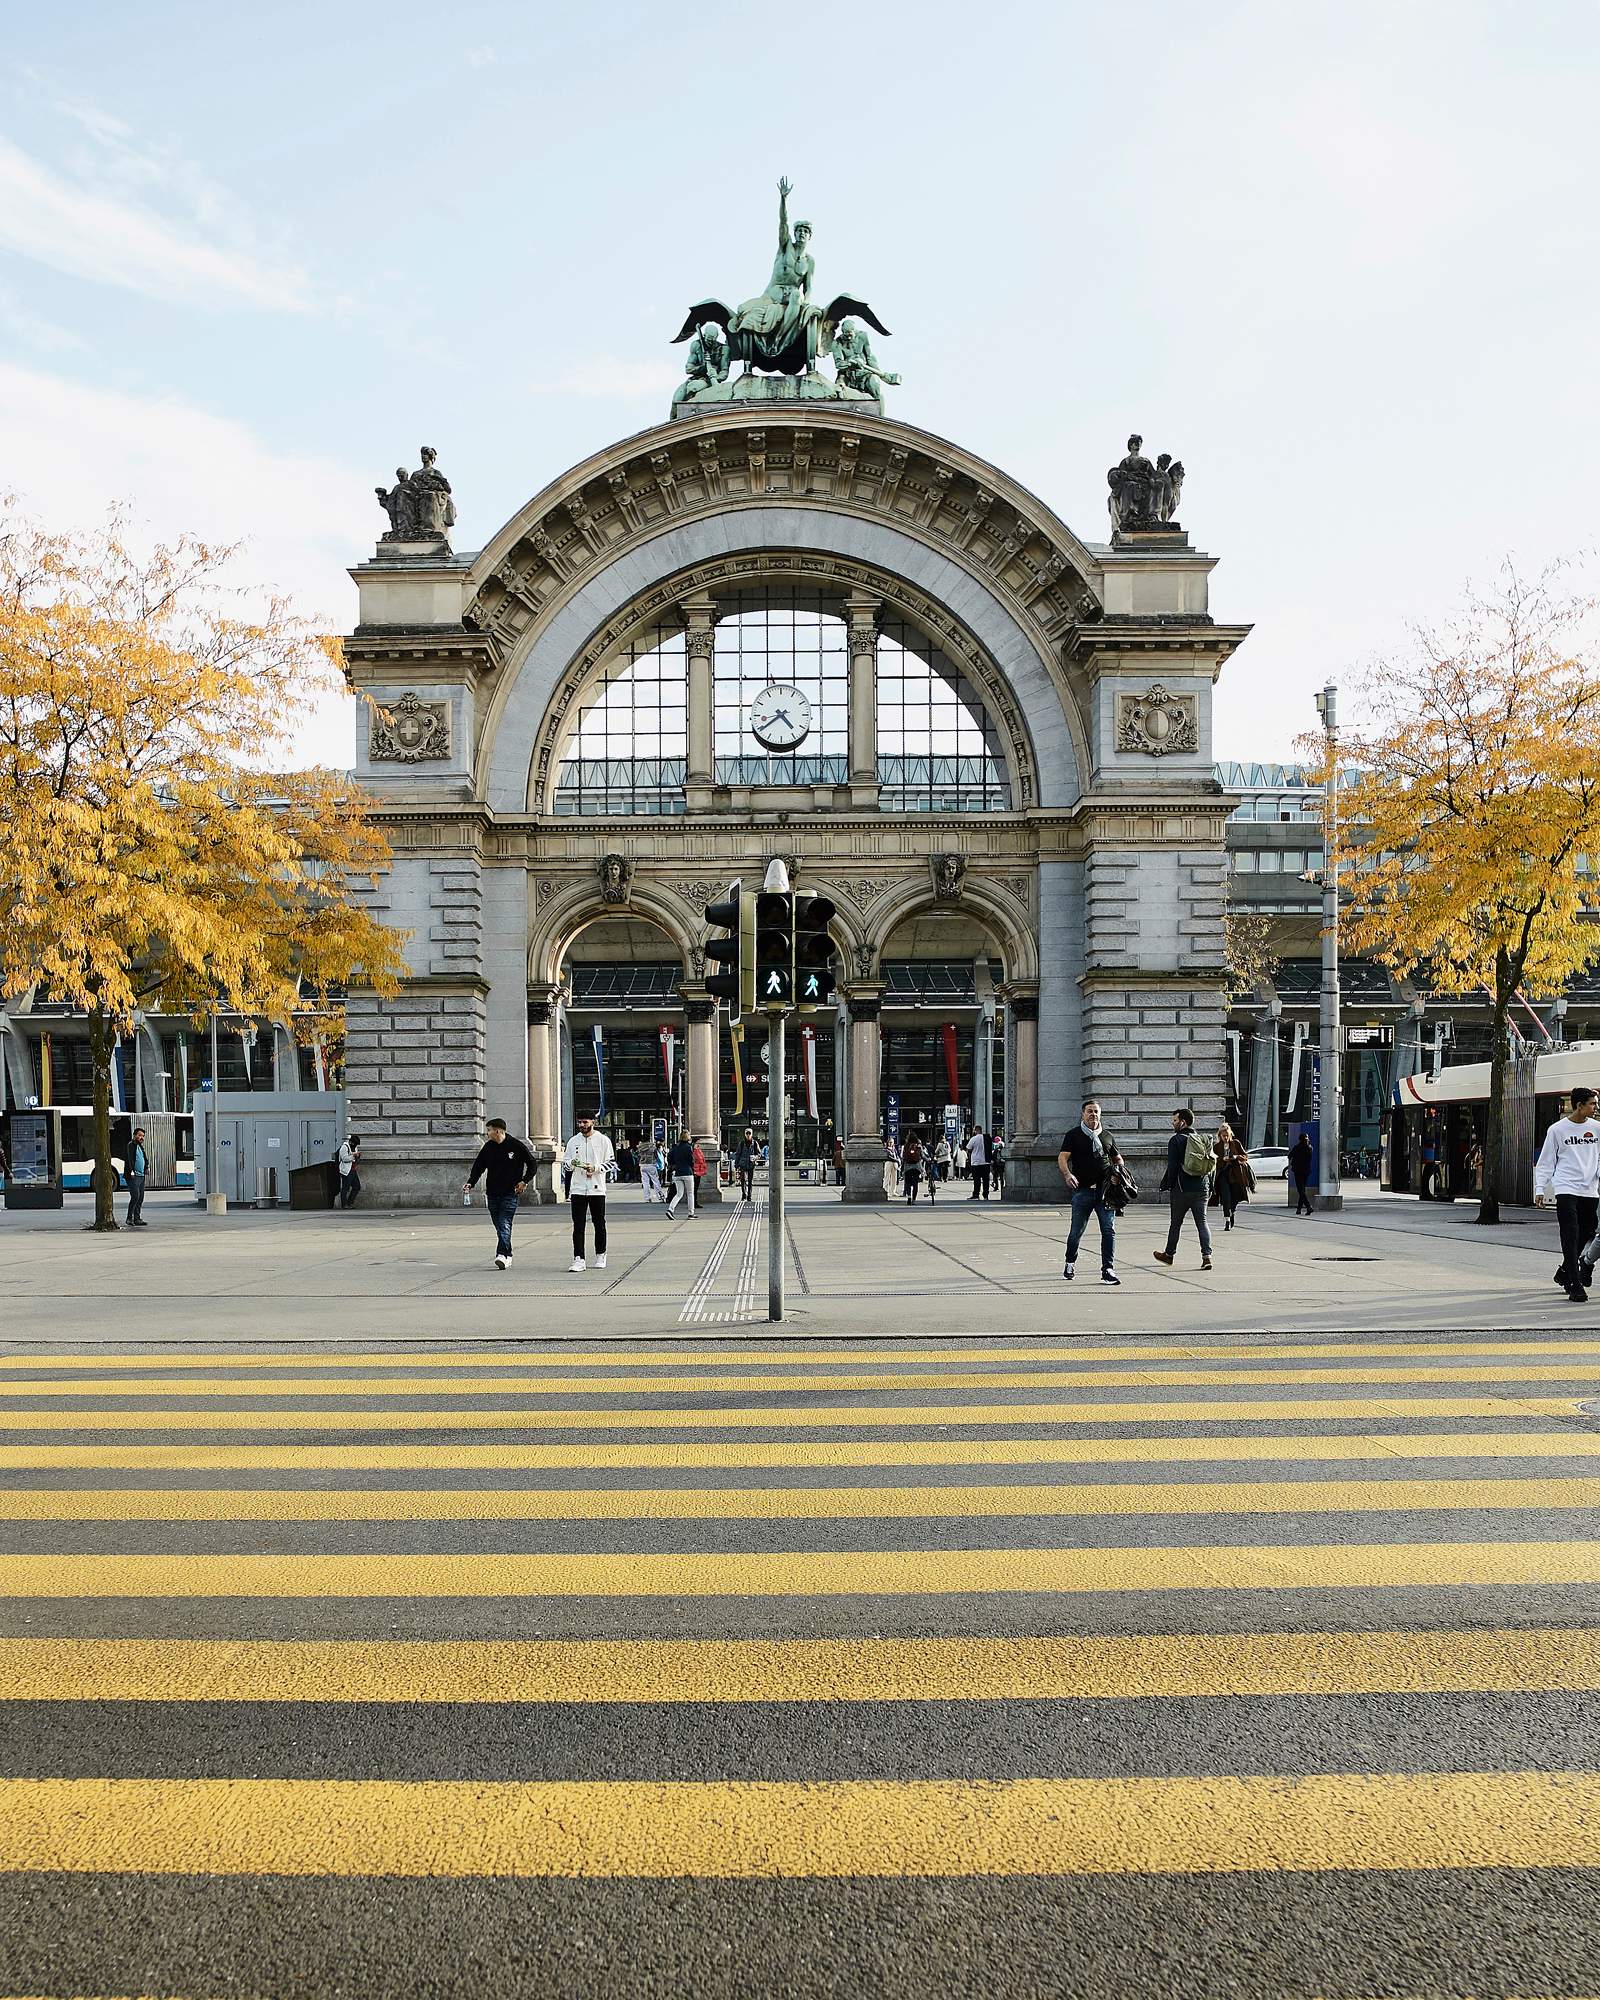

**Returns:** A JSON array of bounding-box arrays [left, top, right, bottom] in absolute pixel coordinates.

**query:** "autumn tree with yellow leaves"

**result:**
[[0, 506, 406, 1230], [1326, 563, 1600, 1223]]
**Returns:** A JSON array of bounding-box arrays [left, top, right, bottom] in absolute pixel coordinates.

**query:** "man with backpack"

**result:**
[[1154, 1106, 1215, 1272]]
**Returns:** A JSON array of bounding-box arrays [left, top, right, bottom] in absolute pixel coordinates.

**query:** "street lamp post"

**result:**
[[1313, 680, 1343, 1211]]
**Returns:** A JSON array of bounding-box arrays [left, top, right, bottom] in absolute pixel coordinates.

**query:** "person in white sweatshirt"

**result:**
[[1534, 1085, 1600, 1302], [563, 1113, 616, 1272]]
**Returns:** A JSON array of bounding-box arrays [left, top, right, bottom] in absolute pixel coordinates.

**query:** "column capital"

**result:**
[[681, 995, 715, 1026], [846, 987, 884, 1023], [1007, 989, 1040, 1022]]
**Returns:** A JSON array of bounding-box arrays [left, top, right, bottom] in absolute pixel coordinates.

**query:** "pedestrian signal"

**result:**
[[794, 890, 838, 1011], [754, 886, 794, 1009], [703, 880, 752, 1023]]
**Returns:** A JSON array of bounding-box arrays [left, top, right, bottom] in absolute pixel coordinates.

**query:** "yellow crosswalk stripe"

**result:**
[[7, 1361, 1598, 1398], [5, 1338, 1599, 1371], [2, 1430, 1592, 1471], [2, 1771, 1596, 1877], [3, 1628, 1593, 1704], [3, 1475, 1597, 1523], [0, 1541, 1591, 1599], [0, 1395, 1575, 1431]]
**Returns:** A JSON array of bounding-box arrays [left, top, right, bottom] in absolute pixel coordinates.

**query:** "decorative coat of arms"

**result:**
[[1116, 684, 1199, 757], [368, 691, 451, 762]]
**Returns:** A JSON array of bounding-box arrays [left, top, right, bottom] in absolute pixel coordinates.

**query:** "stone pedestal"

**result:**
[[684, 994, 723, 1204], [526, 988, 560, 1205], [843, 989, 888, 1202]]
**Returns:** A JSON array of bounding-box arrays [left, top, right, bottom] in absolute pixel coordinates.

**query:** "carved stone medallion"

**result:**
[[368, 690, 451, 763], [1115, 684, 1199, 757], [598, 854, 633, 904]]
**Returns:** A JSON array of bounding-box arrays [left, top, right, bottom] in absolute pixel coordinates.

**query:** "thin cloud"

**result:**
[[0, 361, 363, 765], [0, 132, 312, 311]]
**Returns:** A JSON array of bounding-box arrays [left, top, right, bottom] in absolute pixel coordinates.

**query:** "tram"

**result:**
[[1388, 1044, 1600, 1201]]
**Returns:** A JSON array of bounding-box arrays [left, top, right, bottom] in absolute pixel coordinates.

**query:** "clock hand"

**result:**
[[771, 708, 793, 728]]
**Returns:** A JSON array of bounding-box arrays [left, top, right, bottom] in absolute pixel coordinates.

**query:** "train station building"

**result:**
[[342, 395, 1251, 1203]]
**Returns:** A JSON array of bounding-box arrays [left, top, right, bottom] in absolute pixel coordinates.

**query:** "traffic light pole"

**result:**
[[767, 1007, 785, 1323]]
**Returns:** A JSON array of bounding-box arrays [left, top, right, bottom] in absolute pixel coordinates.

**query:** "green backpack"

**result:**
[[1182, 1130, 1216, 1179]]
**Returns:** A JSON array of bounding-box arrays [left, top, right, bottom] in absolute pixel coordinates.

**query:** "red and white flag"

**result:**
[[800, 1024, 818, 1121], [659, 1025, 676, 1094]]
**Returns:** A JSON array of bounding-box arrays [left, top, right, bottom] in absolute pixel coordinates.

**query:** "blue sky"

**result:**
[[2, 0, 1595, 768]]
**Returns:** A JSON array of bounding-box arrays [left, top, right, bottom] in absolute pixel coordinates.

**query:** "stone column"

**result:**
[[842, 988, 887, 1202], [1003, 989, 1040, 1200], [683, 993, 723, 1203], [1009, 991, 1039, 1137], [684, 596, 717, 814], [845, 594, 880, 808], [526, 983, 560, 1203]]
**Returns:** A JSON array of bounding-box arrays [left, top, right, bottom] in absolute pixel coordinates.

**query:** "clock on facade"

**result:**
[[748, 683, 813, 753]]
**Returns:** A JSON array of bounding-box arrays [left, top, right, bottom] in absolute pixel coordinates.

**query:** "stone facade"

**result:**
[[342, 405, 1249, 1205]]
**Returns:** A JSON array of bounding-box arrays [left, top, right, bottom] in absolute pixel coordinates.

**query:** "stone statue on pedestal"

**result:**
[[670, 179, 896, 401], [1107, 434, 1185, 533], [375, 447, 457, 549]]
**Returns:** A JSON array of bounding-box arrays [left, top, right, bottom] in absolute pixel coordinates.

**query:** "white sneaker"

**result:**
[[494, 1254, 507, 1270], [596, 1254, 608, 1269], [569, 1257, 586, 1272]]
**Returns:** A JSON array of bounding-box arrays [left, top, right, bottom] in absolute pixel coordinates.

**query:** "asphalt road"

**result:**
[[0, 1331, 1597, 1997]]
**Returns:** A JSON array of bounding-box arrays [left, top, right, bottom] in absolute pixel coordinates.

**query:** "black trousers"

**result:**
[[126, 1174, 146, 1224], [571, 1194, 607, 1258], [739, 1167, 754, 1200], [1292, 1173, 1313, 1215], [1555, 1193, 1598, 1285], [970, 1166, 990, 1199]]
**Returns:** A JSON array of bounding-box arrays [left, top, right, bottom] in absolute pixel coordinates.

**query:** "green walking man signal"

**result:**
[[704, 861, 837, 1019]]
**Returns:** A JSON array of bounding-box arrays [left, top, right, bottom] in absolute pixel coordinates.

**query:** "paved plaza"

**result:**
[[0, 1180, 1589, 1341]]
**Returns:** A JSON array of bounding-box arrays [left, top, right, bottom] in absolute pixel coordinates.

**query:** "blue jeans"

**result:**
[[487, 1192, 518, 1257], [1065, 1187, 1115, 1271], [1165, 1188, 1213, 1257]]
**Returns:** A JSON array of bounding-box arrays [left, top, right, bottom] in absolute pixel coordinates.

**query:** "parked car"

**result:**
[[1246, 1146, 1291, 1180]]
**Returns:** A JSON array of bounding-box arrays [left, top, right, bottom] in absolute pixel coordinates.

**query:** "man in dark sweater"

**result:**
[[463, 1117, 539, 1269], [1154, 1106, 1213, 1271], [1057, 1099, 1120, 1284]]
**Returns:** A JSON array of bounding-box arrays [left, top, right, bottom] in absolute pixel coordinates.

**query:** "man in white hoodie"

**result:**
[[563, 1113, 616, 1272], [1534, 1085, 1600, 1302]]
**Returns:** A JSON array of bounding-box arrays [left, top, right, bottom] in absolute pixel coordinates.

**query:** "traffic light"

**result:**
[[794, 891, 838, 1011], [704, 879, 751, 1023], [754, 883, 794, 1008]]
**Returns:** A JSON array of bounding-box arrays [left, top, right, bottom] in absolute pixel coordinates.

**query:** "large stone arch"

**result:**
[[528, 881, 697, 989], [466, 409, 1099, 813], [861, 875, 1038, 985]]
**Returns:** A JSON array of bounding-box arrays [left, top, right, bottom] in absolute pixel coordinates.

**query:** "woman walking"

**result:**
[[1213, 1121, 1253, 1231]]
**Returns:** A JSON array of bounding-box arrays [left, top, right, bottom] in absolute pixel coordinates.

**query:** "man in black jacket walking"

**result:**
[[1154, 1106, 1213, 1271], [463, 1118, 538, 1269], [1057, 1100, 1120, 1284]]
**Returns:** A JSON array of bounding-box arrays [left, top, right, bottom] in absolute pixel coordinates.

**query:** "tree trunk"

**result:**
[[87, 1003, 118, 1232], [1477, 950, 1513, 1225]]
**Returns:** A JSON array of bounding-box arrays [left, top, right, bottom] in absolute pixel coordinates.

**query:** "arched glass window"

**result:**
[[551, 587, 1011, 815], [876, 615, 1010, 812], [713, 587, 849, 786], [552, 626, 687, 817]]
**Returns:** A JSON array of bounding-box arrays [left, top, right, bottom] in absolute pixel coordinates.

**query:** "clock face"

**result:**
[[748, 683, 813, 753]]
